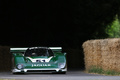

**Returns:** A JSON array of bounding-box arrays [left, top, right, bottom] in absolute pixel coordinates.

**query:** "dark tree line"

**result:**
[[0, 0, 120, 48]]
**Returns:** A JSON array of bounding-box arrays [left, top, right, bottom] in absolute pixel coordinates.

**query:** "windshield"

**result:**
[[24, 48, 54, 57]]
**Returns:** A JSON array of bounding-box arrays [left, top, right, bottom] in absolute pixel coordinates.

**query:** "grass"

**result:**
[[88, 66, 120, 76]]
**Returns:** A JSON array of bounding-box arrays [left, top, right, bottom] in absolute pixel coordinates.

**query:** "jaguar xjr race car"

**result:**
[[10, 47, 67, 74]]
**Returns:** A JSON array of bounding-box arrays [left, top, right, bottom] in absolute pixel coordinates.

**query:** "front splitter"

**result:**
[[12, 68, 67, 73]]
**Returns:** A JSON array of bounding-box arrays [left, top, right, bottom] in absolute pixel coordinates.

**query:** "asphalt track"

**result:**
[[0, 70, 120, 80]]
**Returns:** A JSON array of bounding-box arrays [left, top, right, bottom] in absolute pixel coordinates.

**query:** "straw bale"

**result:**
[[92, 40, 101, 51], [100, 39, 109, 51], [83, 38, 120, 72]]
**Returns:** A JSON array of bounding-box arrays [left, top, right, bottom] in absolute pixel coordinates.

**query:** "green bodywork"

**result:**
[[11, 47, 67, 73]]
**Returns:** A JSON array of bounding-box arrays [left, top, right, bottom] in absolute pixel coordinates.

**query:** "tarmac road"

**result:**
[[0, 70, 120, 80]]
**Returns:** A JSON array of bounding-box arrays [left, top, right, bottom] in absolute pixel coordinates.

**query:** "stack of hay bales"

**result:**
[[83, 38, 120, 72]]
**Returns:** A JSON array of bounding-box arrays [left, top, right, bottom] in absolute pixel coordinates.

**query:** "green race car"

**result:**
[[10, 47, 67, 74]]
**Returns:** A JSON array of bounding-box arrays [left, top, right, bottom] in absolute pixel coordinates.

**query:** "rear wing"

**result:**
[[10, 47, 62, 53], [49, 47, 62, 52], [10, 48, 27, 53]]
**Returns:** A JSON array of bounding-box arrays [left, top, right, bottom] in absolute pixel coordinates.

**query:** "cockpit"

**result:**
[[24, 47, 54, 57]]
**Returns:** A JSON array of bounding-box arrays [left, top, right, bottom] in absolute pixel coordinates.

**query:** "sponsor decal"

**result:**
[[27, 56, 53, 63], [32, 64, 51, 67]]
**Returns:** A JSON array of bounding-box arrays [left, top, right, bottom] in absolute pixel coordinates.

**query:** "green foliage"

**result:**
[[88, 66, 120, 75], [104, 70, 119, 75], [88, 66, 104, 74], [106, 15, 120, 38]]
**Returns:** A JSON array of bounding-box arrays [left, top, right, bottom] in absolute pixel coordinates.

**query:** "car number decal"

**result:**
[[27, 56, 53, 63]]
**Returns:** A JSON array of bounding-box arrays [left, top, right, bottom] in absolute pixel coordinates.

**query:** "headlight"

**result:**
[[58, 63, 66, 69], [17, 64, 24, 69]]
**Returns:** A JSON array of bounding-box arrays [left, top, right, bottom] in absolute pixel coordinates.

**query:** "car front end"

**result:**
[[12, 62, 67, 73], [11, 47, 67, 74]]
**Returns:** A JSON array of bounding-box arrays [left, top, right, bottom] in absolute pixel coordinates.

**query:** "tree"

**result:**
[[106, 15, 120, 38]]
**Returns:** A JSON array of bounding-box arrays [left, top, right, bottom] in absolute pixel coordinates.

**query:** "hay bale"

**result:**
[[83, 38, 120, 72], [83, 40, 94, 70]]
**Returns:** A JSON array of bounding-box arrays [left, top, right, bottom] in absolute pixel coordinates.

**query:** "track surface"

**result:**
[[0, 70, 120, 80]]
